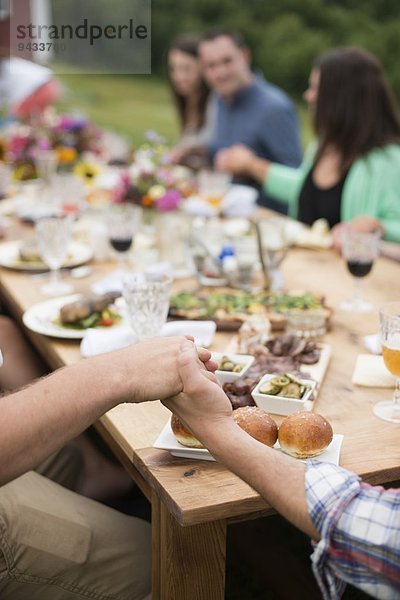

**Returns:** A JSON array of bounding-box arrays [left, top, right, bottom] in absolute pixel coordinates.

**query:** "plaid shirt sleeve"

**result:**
[[305, 461, 400, 600]]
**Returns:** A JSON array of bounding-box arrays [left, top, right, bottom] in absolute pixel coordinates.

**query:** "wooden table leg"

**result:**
[[152, 497, 226, 600]]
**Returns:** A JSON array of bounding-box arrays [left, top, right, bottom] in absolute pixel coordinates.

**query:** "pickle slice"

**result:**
[[259, 382, 280, 395]]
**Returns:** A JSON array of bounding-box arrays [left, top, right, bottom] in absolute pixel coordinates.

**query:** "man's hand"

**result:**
[[215, 144, 255, 176], [116, 337, 216, 404], [164, 339, 233, 442]]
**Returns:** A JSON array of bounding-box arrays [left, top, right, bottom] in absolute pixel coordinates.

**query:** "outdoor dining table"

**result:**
[[0, 220, 400, 599]]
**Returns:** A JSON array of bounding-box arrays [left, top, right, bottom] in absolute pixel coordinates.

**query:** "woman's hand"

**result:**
[[331, 217, 384, 251]]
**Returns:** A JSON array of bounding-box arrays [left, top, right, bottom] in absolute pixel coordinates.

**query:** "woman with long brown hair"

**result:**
[[167, 34, 214, 161], [216, 47, 400, 243]]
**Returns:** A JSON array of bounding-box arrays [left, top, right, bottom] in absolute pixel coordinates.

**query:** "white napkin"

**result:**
[[80, 325, 136, 357], [183, 196, 217, 218], [91, 269, 125, 295], [80, 320, 216, 357], [161, 320, 216, 346], [221, 185, 258, 218], [352, 354, 395, 387], [364, 334, 382, 355]]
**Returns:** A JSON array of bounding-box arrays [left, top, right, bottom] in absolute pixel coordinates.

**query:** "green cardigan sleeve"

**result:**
[[263, 145, 314, 219], [341, 145, 400, 243]]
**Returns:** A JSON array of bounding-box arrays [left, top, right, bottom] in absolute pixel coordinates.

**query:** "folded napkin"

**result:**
[[364, 334, 382, 355], [352, 354, 395, 387], [221, 185, 258, 218], [91, 269, 125, 295], [80, 320, 217, 357], [183, 196, 217, 218]]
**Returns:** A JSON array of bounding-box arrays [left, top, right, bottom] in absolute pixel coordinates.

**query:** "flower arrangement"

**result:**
[[112, 130, 196, 213], [1, 110, 103, 180]]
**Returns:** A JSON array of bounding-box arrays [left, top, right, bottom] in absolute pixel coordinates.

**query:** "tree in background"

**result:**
[[151, 0, 400, 101]]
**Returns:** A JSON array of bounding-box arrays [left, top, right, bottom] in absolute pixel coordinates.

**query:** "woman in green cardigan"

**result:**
[[216, 47, 400, 244]]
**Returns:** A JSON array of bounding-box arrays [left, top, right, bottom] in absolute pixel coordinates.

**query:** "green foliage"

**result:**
[[150, 0, 400, 101]]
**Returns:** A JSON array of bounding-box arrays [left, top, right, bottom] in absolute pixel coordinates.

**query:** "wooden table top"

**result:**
[[1, 224, 400, 527]]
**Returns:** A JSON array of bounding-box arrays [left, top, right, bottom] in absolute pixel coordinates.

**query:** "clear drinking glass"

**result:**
[[34, 149, 58, 184], [340, 230, 380, 312], [36, 215, 73, 296], [108, 204, 141, 269], [198, 170, 231, 210], [255, 217, 289, 290], [122, 272, 173, 340], [373, 302, 400, 423]]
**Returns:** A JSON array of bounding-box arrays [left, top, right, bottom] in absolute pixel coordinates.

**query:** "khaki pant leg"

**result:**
[[0, 472, 151, 600], [35, 442, 84, 491]]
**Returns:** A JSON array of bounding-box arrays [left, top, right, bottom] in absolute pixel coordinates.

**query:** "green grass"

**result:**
[[55, 71, 312, 150], [55, 72, 180, 147]]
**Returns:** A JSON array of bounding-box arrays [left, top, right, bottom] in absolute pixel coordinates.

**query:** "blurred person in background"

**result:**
[[216, 47, 400, 245], [199, 28, 302, 213], [167, 33, 214, 167], [0, 56, 60, 120]]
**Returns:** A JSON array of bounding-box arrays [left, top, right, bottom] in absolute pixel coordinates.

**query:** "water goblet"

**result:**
[[255, 217, 289, 290], [108, 204, 141, 269], [34, 149, 58, 185], [340, 230, 380, 312], [373, 302, 400, 423], [198, 170, 231, 210], [36, 215, 74, 296], [122, 272, 173, 340]]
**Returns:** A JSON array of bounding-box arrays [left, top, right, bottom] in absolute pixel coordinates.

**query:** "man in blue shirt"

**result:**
[[199, 29, 302, 213]]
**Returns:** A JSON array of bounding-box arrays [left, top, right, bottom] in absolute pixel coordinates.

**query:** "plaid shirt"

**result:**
[[305, 461, 400, 599]]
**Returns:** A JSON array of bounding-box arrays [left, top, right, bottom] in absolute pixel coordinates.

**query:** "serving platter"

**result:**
[[169, 288, 330, 332], [154, 420, 343, 463]]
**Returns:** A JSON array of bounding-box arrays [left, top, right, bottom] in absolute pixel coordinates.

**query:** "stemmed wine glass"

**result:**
[[255, 217, 289, 290], [36, 215, 74, 296], [340, 230, 380, 312], [373, 302, 400, 423], [108, 204, 141, 269]]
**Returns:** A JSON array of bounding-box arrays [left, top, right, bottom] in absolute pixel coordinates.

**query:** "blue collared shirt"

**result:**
[[208, 74, 302, 212]]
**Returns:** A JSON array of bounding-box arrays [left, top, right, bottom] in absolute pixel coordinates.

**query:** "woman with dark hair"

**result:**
[[216, 47, 400, 243], [167, 34, 214, 162]]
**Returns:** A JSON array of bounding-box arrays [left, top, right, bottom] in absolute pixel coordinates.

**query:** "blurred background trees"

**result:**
[[152, 0, 400, 100], [54, 0, 400, 145]]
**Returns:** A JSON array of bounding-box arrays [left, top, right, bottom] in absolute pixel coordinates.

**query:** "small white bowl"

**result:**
[[251, 374, 316, 416], [212, 352, 255, 385]]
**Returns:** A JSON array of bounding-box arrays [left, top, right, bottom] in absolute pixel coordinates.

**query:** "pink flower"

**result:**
[[156, 189, 182, 212]]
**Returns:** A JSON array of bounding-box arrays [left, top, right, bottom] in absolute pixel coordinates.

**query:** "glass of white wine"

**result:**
[[373, 302, 400, 423]]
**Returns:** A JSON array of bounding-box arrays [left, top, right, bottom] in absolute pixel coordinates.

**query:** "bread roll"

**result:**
[[170, 414, 204, 448], [170, 407, 278, 449], [233, 406, 278, 447], [278, 412, 333, 459]]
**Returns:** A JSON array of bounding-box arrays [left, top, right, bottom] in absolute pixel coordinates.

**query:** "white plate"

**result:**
[[154, 421, 343, 464], [22, 294, 126, 339], [0, 240, 93, 271]]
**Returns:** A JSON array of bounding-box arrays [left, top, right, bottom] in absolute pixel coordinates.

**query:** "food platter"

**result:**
[[153, 420, 343, 463], [0, 240, 93, 271], [23, 294, 125, 339], [168, 288, 330, 332]]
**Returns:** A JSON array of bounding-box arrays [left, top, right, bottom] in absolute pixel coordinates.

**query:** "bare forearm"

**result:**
[[247, 157, 270, 185], [201, 421, 319, 540], [0, 353, 124, 485]]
